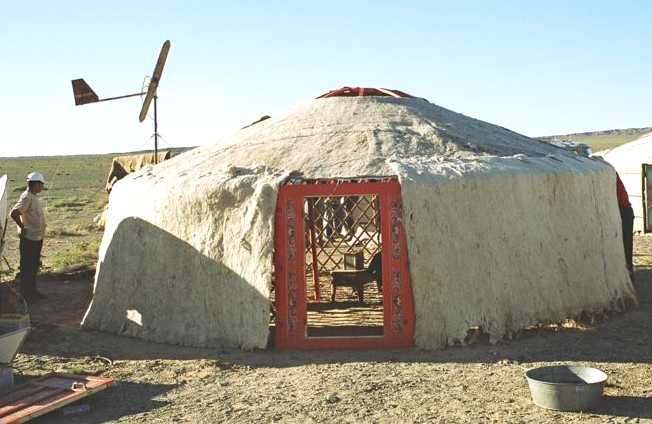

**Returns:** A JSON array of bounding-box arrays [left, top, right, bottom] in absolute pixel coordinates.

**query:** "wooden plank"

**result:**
[[5, 389, 90, 423], [0, 388, 64, 418], [0, 374, 115, 424], [0, 386, 47, 407]]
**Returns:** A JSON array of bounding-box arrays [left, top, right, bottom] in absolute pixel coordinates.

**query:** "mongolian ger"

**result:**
[[82, 87, 637, 350], [601, 131, 652, 233]]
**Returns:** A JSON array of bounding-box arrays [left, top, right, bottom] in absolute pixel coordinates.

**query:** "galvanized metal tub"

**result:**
[[525, 365, 607, 411]]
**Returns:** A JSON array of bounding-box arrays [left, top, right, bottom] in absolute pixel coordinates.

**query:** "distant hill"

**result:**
[[539, 127, 652, 153]]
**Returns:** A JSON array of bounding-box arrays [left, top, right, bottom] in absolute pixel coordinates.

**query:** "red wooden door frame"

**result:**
[[274, 179, 415, 349]]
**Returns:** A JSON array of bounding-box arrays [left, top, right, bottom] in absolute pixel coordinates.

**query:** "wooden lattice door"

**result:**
[[273, 178, 415, 349]]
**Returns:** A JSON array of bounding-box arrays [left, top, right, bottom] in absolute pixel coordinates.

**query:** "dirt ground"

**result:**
[[7, 236, 652, 423]]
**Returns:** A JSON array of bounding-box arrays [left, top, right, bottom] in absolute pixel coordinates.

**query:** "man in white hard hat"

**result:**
[[9, 172, 47, 302]]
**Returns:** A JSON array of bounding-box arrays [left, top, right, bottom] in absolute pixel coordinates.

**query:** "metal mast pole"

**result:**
[[154, 95, 158, 163]]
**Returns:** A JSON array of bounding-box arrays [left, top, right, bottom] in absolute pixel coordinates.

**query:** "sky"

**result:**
[[1, 1, 651, 157]]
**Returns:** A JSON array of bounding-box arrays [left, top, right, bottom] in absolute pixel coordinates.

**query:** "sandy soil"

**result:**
[[7, 236, 652, 423]]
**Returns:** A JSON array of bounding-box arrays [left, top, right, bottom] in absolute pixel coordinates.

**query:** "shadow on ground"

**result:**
[[15, 266, 652, 371], [17, 379, 175, 424], [589, 395, 652, 419]]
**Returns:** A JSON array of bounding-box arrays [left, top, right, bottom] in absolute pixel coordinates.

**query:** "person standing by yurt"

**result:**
[[617, 173, 634, 281], [10, 172, 47, 302]]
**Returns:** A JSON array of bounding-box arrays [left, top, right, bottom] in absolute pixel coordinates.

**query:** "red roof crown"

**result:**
[[317, 87, 413, 99]]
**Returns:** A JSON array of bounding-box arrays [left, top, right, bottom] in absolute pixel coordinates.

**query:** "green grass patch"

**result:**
[[68, 366, 86, 375], [50, 238, 101, 274], [570, 134, 644, 153], [1, 154, 113, 277], [541, 127, 652, 153]]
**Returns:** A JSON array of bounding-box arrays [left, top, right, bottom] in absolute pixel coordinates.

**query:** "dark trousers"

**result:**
[[619, 206, 634, 276], [19, 237, 43, 297]]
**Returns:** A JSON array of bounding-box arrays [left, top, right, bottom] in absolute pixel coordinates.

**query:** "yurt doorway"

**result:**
[[273, 178, 414, 349], [643, 164, 652, 232]]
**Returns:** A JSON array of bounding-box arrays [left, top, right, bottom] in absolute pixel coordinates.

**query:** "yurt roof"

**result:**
[[148, 87, 582, 182], [602, 132, 652, 168]]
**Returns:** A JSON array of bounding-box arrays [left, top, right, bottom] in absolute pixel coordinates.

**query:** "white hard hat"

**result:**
[[26, 172, 46, 184]]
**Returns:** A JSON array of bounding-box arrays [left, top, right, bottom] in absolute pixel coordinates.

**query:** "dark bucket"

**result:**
[[525, 365, 607, 411]]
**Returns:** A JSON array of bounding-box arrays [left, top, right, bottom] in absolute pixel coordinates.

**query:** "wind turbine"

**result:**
[[71, 40, 171, 162]]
